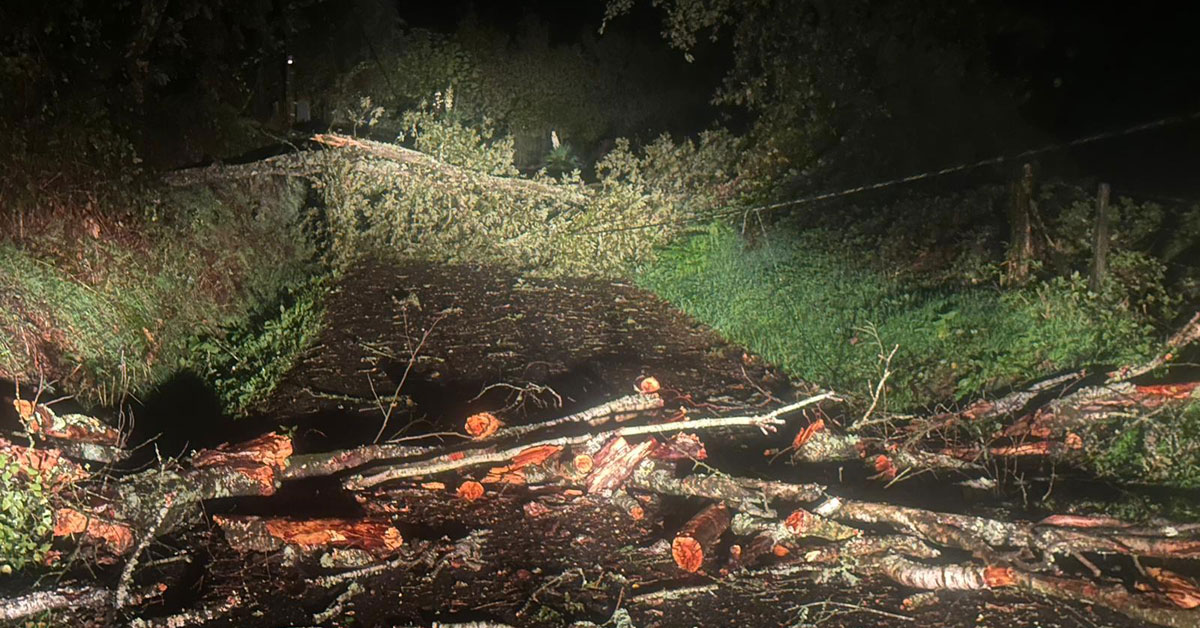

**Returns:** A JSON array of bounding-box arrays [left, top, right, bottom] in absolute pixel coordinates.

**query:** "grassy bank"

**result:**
[[0, 176, 322, 411]]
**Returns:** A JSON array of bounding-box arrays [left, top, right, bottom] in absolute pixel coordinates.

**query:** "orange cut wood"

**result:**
[[785, 509, 808, 534], [671, 502, 731, 573], [1136, 383, 1198, 399], [983, 566, 1016, 587], [457, 480, 485, 501], [1145, 567, 1200, 609], [791, 419, 825, 450], [53, 508, 134, 555], [873, 455, 897, 479], [573, 454, 594, 474], [637, 376, 661, 394], [192, 433, 293, 471], [484, 444, 564, 484], [465, 412, 503, 439], [672, 537, 704, 573]]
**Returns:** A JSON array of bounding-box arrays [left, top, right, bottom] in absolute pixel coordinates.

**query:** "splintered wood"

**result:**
[[586, 437, 657, 496], [213, 516, 402, 555], [483, 445, 563, 484]]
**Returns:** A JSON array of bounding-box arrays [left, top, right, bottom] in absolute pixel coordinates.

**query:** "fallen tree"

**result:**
[[4, 359, 1199, 627]]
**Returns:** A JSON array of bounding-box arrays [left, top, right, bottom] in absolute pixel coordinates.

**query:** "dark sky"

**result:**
[[1008, 2, 1200, 196], [399, 0, 608, 42]]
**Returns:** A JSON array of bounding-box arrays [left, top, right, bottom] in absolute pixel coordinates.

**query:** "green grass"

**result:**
[[0, 176, 321, 411], [636, 222, 1158, 409], [188, 274, 328, 413]]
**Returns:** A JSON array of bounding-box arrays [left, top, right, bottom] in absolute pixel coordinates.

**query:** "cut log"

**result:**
[[672, 502, 732, 573]]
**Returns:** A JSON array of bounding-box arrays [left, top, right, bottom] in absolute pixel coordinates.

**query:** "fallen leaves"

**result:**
[[523, 501, 551, 518]]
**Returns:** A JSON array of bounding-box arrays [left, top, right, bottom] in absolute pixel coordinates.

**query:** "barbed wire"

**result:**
[[569, 109, 1200, 237]]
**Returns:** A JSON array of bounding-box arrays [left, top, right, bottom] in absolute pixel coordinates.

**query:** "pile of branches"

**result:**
[[3, 316, 1200, 627]]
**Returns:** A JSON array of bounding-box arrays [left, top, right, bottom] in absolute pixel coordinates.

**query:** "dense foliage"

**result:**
[[604, 0, 1040, 188], [317, 102, 744, 276]]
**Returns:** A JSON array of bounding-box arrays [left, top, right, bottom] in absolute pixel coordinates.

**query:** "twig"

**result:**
[[790, 600, 914, 623], [851, 342, 899, 433], [475, 393, 662, 443], [126, 594, 242, 628], [373, 312, 443, 444], [517, 567, 586, 617], [115, 492, 174, 607], [309, 542, 437, 588]]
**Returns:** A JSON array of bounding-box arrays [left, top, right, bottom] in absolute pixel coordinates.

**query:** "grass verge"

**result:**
[[0, 176, 320, 411], [636, 221, 1158, 409]]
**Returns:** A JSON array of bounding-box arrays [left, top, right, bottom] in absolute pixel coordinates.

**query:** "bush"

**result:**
[[189, 276, 327, 414], [400, 99, 518, 176], [0, 453, 54, 574]]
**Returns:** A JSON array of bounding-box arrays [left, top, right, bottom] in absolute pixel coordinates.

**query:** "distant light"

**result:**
[[287, 56, 294, 65]]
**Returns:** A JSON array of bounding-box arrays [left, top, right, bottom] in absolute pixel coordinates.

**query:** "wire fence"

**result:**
[[570, 109, 1200, 237]]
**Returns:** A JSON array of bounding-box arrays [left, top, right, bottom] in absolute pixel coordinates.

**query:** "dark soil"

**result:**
[[263, 260, 797, 451], [45, 260, 1150, 627]]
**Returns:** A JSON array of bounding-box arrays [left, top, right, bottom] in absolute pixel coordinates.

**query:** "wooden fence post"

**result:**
[[1006, 163, 1036, 285], [1089, 183, 1111, 293]]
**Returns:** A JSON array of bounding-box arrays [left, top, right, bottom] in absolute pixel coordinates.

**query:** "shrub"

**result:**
[[1087, 400, 1200, 489], [188, 275, 327, 414], [0, 453, 54, 574], [400, 99, 518, 176]]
